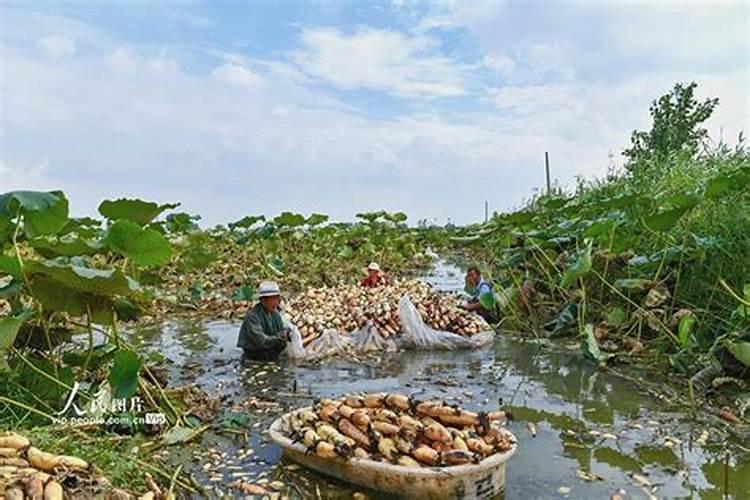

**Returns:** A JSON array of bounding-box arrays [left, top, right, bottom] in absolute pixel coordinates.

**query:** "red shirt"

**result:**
[[361, 274, 388, 288]]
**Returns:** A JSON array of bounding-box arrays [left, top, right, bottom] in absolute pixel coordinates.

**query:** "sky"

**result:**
[[1, 0, 748, 226]]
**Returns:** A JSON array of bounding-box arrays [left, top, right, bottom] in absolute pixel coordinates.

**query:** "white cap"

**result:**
[[367, 262, 381, 272], [258, 281, 281, 297]]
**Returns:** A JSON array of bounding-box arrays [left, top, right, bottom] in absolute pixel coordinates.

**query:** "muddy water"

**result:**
[[130, 263, 749, 499]]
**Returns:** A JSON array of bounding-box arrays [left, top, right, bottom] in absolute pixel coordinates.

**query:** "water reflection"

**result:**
[[124, 255, 749, 499]]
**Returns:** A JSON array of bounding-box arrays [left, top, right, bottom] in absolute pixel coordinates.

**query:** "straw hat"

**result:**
[[258, 281, 281, 297]]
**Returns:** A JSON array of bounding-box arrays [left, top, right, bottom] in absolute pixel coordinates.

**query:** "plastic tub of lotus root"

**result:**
[[269, 408, 517, 500]]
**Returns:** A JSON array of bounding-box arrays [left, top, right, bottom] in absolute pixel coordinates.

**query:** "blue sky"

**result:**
[[1, 0, 748, 226]]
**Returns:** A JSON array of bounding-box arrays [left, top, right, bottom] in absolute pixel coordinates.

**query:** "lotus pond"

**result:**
[[125, 262, 749, 499]]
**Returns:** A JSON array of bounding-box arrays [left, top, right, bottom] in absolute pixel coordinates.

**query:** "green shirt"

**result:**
[[237, 303, 286, 354]]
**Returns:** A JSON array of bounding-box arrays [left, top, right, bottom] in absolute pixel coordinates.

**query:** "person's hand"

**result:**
[[282, 327, 291, 341]]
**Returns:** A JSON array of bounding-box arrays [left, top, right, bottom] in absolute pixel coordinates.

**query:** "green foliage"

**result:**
[[678, 313, 697, 348], [109, 349, 142, 400], [26, 259, 137, 295], [545, 304, 578, 338], [732, 284, 750, 320], [726, 341, 750, 368], [98, 198, 179, 225], [273, 211, 306, 227], [605, 306, 627, 328], [561, 240, 592, 288], [306, 213, 329, 226], [0, 316, 23, 371], [228, 215, 265, 230], [31, 234, 103, 258], [624, 82, 719, 167], [478, 291, 496, 311], [165, 212, 201, 233], [0, 190, 69, 239], [231, 284, 255, 302], [266, 256, 286, 275], [643, 206, 693, 231], [0, 254, 22, 278], [449, 86, 748, 378], [29, 277, 115, 323], [104, 219, 172, 266], [0, 190, 177, 438]]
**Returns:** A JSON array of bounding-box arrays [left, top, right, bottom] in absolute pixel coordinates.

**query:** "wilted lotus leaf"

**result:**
[[644, 284, 670, 308]]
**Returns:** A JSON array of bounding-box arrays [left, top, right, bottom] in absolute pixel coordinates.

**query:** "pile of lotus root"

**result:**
[[0, 432, 161, 500], [282, 393, 515, 467], [285, 280, 489, 345]]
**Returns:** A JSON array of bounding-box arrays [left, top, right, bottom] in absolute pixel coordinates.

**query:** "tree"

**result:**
[[623, 82, 719, 169]]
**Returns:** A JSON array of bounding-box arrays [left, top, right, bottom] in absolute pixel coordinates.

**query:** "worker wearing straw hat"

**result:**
[[361, 262, 388, 288], [237, 280, 290, 361]]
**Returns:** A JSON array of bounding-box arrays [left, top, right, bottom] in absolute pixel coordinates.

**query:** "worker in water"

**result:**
[[361, 262, 388, 288], [237, 280, 289, 361], [461, 266, 498, 323]]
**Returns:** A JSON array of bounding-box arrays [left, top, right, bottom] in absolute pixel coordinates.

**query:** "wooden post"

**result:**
[[545, 152, 551, 194], [484, 201, 488, 223]]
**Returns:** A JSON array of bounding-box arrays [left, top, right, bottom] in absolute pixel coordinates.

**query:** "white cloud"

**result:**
[[489, 84, 581, 115], [211, 63, 264, 87], [292, 27, 468, 97], [37, 34, 76, 59], [106, 47, 138, 74], [482, 54, 515, 77], [0, 160, 51, 191], [147, 56, 179, 76], [1, 34, 564, 224], [1, 4, 747, 227]]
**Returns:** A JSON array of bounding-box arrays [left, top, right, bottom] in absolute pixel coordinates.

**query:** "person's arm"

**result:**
[[239, 313, 285, 351]]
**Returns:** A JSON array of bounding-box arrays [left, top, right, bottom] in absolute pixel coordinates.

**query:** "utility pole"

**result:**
[[545, 152, 551, 194], [484, 201, 488, 223]]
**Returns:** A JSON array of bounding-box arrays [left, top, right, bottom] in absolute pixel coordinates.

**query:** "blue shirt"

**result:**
[[471, 279, 493, 302]]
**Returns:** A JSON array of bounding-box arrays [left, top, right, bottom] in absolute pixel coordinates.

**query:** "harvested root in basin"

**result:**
[[281, 393, 516, 469]]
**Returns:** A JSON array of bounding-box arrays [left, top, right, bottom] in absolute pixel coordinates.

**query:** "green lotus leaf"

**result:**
[[561, 241, 592, 288], [0, 190, 69, 238], [273, 212, 306, 227], [705, 167, 750, 199], [0, 316, 23, 351], [545, 304, 578, 337], [643, 206, 692, 231], [678, 313, 696, 348], [385, 212, 408, 224], [26, 258, 138, 296], [165, 212, 201, 233], [103, 219, 172, 266], [266, 257, 285, 275], [31, 233, 103, 258], [0, 254, 22, 278], [30, 277, 115, 323], [306, 213, 329, 226], [229, 215, 265, 230], [109, 349, 142, 399], [726, 341, 750, 368], [99, 198, 179, 225]]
